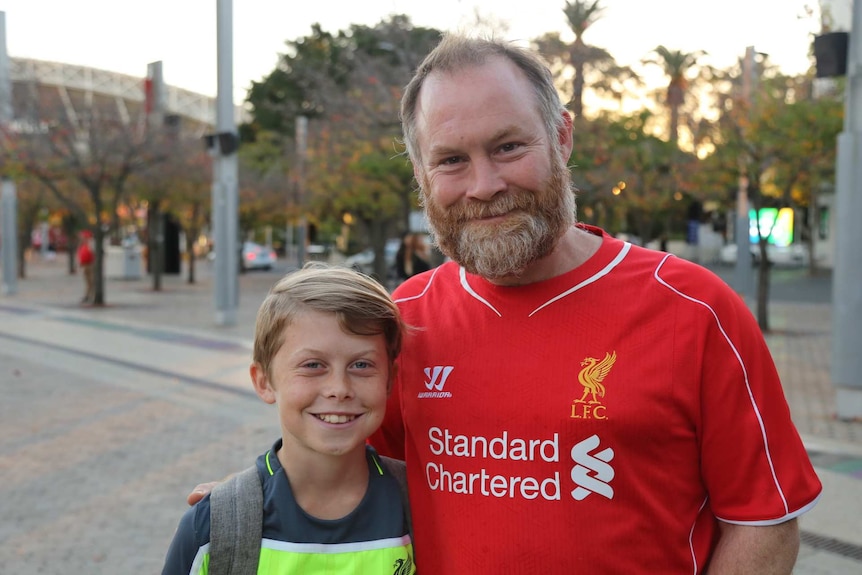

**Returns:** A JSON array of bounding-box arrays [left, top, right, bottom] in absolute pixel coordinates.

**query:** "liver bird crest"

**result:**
[[575, 351, 617, 404]]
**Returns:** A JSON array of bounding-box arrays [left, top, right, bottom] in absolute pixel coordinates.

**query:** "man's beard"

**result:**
[[421, 155, 576, 280]]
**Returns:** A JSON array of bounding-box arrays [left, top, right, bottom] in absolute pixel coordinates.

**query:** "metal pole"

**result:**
[[733, 46, 755, 300], [295, 116, 308, 268], [833, 0, 862, 419], [0, 12, 11, 122], [212, 0, 238, 326], [1, 179, 17, 295], [0, 12, 16, 296]]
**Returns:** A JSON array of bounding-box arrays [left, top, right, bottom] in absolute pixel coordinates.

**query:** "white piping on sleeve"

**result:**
[[716, 492, 822, 526], [689, 497, 709, 575], [653, 254, 790, 515]]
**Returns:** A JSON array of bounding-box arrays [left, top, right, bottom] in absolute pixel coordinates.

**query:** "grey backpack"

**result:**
[[208, 457, 411, 575]]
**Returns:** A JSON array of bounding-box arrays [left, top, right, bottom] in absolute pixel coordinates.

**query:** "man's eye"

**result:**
[[352, 360, 371, 369], [440, 156, 462, 166], [302, 361, 322, 369], [500, 142, 520, 152]]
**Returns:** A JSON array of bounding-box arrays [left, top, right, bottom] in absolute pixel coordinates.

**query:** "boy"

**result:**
[[162, 264, 414, 574]]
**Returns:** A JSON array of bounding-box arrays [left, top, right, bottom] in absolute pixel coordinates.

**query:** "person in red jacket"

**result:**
[[77, 230, 94, 304]]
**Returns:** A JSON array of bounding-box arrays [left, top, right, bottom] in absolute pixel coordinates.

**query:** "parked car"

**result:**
[[242, 241, 277, 271], [718, 243, 809, 267], [344, 238, 402, 277]]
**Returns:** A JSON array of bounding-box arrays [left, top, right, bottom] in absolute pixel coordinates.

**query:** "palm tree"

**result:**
[[643, 46, 705, 146], [562, 0, 607, 120]]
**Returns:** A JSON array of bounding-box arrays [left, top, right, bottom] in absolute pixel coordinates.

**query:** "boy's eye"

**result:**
[[352, 360, 371, 369], [301, 361, 323, 369]]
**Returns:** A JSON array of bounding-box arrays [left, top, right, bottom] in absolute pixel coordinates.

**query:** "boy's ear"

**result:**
[[250, 362, 276, 404]]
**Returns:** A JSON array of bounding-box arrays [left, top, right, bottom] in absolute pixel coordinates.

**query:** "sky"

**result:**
[[0, 0, 824, 103]]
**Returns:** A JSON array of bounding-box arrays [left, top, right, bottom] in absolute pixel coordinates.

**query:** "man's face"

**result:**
[[412, 56, 575, 280]]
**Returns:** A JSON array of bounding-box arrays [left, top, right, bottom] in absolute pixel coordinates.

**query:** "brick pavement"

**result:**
[[1, 253, 861, 573]]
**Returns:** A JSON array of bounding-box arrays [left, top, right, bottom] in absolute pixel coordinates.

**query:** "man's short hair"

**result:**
[[401, 34, 568, 166], [253, 263, 405, 377]]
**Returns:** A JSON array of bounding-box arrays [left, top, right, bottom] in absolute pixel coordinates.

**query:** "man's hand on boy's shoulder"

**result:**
[[187, 481, 221, 506]]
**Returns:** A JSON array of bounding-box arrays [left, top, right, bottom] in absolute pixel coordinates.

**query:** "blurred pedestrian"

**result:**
[[395, 233, 431, 282], [77, 230, 94, 304]]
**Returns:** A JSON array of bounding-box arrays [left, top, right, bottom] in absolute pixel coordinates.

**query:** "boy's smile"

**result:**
[[251, 309, 390, 460]]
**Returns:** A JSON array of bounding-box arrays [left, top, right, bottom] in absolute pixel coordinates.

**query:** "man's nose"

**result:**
[[466, 157, 506, 201]]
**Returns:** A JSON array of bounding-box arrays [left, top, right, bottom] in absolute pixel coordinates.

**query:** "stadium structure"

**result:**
[[3, 56, 245, 135]]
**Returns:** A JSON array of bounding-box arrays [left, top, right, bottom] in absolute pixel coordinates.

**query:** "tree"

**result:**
[[533, 1, 631, 122], [135, 126, 212, 286], [643, 46, 706, 146], [244, 16, 441, 266], [6, 90, 162, 305], [708, 63, 841, 330]]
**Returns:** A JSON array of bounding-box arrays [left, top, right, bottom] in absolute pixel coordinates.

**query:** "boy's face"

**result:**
[[251, 309, 390, 459]]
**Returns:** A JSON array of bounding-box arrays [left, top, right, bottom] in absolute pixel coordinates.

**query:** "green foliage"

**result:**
[[243, 15, 440, 253]]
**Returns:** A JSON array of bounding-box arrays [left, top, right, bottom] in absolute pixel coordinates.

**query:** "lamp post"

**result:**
[[211, 0, 239, 326], [733, 46, 755, 300], [832, 0, 862, 419], [0, 11, 16, 296], [294, 116, 307, 268]]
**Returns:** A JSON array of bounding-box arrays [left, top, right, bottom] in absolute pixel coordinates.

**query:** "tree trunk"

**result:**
[[110, 196, 122, 246], [91, 192, 106, 306], [62, 214, 78, 275], [571, 60, 585, 121], [186, 201, 201, 285], [806, 194, 819, 277], [756, 239, 770, 332], [148, 200, 163, 291], [68, 245, 76, 275], [16, 226, 28, 279]]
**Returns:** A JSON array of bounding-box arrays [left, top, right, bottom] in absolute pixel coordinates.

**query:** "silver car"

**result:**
[[242, 241, 277, 271], [344, 238, 401, 277]]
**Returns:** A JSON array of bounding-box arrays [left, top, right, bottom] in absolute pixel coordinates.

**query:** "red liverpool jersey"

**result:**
[[371, 225, 821, 574]]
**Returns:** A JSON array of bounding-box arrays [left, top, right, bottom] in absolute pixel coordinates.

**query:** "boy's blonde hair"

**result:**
[[253, 263, 405, 378]]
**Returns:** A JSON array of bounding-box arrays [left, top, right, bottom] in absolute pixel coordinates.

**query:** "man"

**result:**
[[193, 35, 821, 573], [370, 35, 820, 573]]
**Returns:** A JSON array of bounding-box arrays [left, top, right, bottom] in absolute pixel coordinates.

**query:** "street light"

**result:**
[[211, 0, 239, 326], [831, 1, 862, 419]]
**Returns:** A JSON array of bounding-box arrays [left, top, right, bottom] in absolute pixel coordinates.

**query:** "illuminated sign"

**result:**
[[749, 208, 794, 247]]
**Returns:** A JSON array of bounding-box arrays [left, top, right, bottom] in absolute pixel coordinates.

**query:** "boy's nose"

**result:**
[[323, 372, 354, 399]]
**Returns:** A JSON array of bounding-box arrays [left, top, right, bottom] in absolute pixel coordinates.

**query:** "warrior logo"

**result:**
[[424, 366, 454, 391], [418, 366, 454, 398]]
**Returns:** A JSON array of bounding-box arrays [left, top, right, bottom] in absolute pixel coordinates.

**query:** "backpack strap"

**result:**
[[379, 456, 412, 541], [209, 465, 262, 575]]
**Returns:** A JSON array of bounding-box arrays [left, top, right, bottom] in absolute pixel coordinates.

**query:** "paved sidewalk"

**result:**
[[1, 254, 861, 573]]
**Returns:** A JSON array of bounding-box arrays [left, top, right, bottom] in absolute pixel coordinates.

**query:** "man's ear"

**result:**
[[557, 110, 574, 161], [250, 362, 276, 404]]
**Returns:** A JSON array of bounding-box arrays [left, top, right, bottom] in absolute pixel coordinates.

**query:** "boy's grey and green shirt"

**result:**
[[161, 441, 415, 575]]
